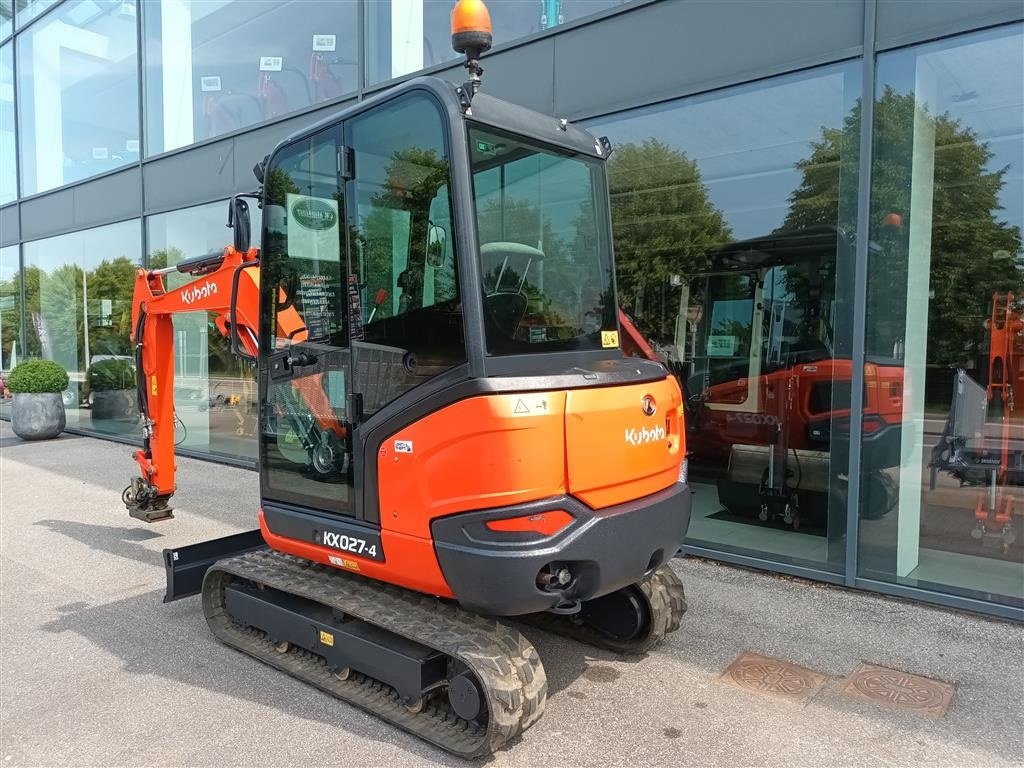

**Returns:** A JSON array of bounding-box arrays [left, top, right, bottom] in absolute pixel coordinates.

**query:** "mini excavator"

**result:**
[[121, 1, 690, 757]]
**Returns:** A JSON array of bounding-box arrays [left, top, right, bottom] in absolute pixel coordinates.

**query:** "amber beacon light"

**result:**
[[451, 0, 492, 96]]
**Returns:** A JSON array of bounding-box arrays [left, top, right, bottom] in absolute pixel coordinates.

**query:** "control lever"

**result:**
[[268, 349, 318, 381], [289, 351, 318, 368]]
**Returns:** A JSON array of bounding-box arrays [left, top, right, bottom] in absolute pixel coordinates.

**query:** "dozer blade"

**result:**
[[521, 565, 687, 654], [202, 550, 547, 758]]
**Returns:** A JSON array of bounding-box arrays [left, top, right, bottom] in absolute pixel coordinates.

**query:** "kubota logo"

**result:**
[[641, 394, 656, 416], [291, 198, 338, 231], [181, 281, 217, 305], [625, 424, 666, 446]]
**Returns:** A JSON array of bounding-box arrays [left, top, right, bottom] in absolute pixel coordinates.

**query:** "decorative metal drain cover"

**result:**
[[840, 663, 954, 717], [720, 651, 827, 705]]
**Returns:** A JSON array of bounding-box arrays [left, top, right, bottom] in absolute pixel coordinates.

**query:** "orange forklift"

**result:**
[[121, 0, 689, 757]]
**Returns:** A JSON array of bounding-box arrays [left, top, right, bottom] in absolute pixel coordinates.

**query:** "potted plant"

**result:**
[[87, 358, 138, 423], [7, 359, 69, 440]]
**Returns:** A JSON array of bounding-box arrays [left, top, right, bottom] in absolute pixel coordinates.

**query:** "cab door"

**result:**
[[258, 125, 354, 517], [343, 92, 466, 423]]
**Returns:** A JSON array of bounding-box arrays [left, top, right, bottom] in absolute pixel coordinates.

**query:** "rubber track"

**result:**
[[521, 565, 687, 654], [202, 550, 546, 758]]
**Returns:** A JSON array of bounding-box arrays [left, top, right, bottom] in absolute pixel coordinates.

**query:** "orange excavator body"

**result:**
[[128, 245, 686, 603]]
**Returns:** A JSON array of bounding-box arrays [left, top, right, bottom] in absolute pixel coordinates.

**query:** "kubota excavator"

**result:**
[[120, 0, 690, 757]]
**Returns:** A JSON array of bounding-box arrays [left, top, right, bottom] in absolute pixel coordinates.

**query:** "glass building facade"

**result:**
[[0, 0, 1021, 619]]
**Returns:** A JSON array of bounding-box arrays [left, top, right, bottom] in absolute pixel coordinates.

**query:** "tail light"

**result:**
[[485, 510, 573, 537], [862, 415, 884, 434]]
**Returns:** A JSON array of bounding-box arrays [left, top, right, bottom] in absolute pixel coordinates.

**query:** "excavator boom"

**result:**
[[123, 245, 306, 521]]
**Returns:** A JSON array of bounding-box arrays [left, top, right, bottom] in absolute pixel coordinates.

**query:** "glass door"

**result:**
[[258, 126, 352, 516]]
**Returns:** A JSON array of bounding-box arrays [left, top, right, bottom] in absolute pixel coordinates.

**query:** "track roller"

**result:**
[[202, 550, 546, 758]]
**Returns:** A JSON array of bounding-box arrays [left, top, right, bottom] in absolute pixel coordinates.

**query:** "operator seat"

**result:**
[[480, 242, 544, 339]]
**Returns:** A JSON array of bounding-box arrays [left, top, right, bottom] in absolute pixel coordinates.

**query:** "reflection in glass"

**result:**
[[147, 201, 262, 462], [469, 127, 616, 355], [589, 62, 862, 572], [860, 24, 1024, 608], [259, 128, 352, 514], [0, 244, 19, 377], [347, 94, 465, 412], [144, 0, 358, 155], [17, 0, 139, 195], [1, 2, 10, 41], [1, 42, 14, 203], [22, 220, 142, 436], [365, 0, 626, 85], [14, 0, 57, 30]]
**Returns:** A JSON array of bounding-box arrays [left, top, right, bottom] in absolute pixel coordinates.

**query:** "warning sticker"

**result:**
[[512, 397, 549, 415], [601, 330, 619, 348], [394, 440, 413, 454], [319, 630, 334, 647], [328, 555, 361, 571]]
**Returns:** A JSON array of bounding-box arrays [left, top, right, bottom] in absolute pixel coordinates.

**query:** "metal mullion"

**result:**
[[844, 0, 878, 587], [135, 0, 146, 270], [356, 0, 365, 101], [10, 31, 21, 205], [134, 0, 146, 168], [17, 239, 25, 358]]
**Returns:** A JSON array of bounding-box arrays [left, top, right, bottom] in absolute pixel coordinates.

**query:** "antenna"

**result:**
[[451, 0, 492, 98]]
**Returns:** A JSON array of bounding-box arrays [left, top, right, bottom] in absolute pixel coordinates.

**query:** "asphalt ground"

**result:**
[[1, 420, 1022, 767]]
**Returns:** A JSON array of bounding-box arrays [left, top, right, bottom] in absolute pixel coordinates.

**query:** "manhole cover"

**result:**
[[719, 651, 827, 705], [840, 663, 954, 717]]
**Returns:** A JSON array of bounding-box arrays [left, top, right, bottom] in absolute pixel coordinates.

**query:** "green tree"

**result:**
[[606, 139, 732, 345], [783, 87, 1023, 366]]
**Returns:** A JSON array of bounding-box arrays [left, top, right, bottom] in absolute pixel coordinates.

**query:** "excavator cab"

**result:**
[[256, 82, 623, 512]]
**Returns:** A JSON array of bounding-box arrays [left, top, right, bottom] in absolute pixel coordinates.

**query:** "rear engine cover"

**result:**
[[565, 377, 684, 508]]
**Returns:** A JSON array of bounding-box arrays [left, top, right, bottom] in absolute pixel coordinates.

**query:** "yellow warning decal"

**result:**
[[601, 330, 620, 348], [150, 375, 158, 396], [329, 554, 361, 571], [319, 630, 334, 647]]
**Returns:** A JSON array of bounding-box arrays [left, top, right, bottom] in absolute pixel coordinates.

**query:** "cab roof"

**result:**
[[279, 76, 604, 162]]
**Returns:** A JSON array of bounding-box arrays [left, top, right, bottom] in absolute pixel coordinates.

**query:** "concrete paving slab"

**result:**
[[1, 420, 1023, 767]]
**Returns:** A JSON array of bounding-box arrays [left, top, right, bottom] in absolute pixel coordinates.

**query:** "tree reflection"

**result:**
[[785, 87, 1022, 367], [606, 138, 732, 348]]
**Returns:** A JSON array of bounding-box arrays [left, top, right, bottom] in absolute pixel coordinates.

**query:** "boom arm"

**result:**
[[122, 245, 306, 521]]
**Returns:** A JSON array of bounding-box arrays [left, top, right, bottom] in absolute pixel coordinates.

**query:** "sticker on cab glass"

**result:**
[[601, 330, 619, 348], [259, 56, 283, 72], [312, 34, 336, 51]]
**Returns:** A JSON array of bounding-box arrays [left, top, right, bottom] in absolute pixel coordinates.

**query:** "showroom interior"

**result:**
[[0, 0, 1021, 620]]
